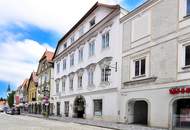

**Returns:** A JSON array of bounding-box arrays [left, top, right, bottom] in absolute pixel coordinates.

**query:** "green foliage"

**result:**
[[7, 91, 15, 108]]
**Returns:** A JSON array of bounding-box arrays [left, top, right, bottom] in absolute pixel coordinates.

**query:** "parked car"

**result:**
[[0, 107, 3, 112], [13, 107, 20, 115], [6, 108, 14, 115]]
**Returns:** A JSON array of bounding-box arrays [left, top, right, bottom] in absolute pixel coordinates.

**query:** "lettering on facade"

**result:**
[[169, 87, 190, 95]]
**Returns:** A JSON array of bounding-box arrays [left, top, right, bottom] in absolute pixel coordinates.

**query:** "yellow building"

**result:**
[[27, 71, 38, 113]]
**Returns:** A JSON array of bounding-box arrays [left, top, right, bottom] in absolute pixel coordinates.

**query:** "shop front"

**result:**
[[169, 87, 190, 130]]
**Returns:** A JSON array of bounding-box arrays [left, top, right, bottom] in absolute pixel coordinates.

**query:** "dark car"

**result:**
[[6, 108, 14, 115], [13, 107, 20, 115]]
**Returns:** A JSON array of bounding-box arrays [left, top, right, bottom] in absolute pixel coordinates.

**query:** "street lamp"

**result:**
[[105, 62, 118, 76]]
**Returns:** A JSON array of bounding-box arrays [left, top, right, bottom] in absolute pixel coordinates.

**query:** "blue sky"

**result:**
[[0, 0, 145, 98]]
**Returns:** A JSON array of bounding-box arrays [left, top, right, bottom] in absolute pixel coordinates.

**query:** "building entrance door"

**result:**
[[56, 102, 60, 116], [128, 100, 148, 125], [73, 95, 85, 118], [64, 101, 69, 117]]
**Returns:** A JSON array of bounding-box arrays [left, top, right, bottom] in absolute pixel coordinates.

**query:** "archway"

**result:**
[[128, 100, 148, 125], [172, 98, 190, 129], [73, 95, 86, 118]]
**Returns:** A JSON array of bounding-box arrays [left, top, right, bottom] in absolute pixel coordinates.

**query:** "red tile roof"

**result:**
[[40, 50, 54, 62]]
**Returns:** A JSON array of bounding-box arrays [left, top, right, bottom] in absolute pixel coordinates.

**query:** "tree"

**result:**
[[7, 91, 15, 108]]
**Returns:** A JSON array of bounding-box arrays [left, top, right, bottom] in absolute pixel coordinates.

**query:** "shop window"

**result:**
[[94, 99, 102, 116]]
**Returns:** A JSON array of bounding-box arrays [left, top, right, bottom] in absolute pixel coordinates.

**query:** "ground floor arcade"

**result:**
[[120, 81, 190, 130]]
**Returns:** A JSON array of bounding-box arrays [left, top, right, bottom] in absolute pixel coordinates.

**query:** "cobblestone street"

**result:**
[[0, 113, 111, 130]]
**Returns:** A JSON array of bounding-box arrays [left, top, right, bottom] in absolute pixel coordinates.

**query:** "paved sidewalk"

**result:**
[[22, 113, 168, 130]]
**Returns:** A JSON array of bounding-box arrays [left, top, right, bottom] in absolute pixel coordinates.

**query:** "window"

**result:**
[[78, 75, 83, 88], [56, 62, 60, 74], [134, 58, 146, 77], [70, 35, 75, 44], [88, 71, 94, 85], [187, 0, 190, 16], [70, 53, 74, 67], [94, 99, 102, 116], [89, 18, 95, 27], [89, 41, 95, 57], [62, 79, 66, 92], [69, 78, 73, 91], [101, 66, 109, 82], [185, 45, 190, 66], [63, 42, 67, 49], [78, 48, 83, 62], [102, 32, 110, 49], [79, 27, 84, 36], [56, 81, 59, 94], [63, 59, 67, 70]]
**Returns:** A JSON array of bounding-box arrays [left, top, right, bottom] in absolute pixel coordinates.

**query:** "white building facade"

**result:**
[[52, 2, 127, 121], [120, 0, 190, 129]]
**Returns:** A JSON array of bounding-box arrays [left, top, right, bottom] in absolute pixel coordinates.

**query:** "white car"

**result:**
[[0, 107, 3, 112]]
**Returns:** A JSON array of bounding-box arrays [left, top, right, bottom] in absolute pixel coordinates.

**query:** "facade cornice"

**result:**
[[120, 0, 161, 23]]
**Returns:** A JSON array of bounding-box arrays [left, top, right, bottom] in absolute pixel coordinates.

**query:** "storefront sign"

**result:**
[[169, 87, 190, 95]]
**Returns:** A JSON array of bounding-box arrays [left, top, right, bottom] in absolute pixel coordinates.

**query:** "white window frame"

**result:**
[[101, 66, 109, 82], [70, 35, 75, 44], [63, 42, 67, 49], [78, 75, 83, 88], [56, 80, 59, 94], [78, 47, 84, 62], [102, 31, 110, 49], [69, 78, 74, 91], [89, 17, 96, 28], [70, 53, 74, 67], [133, 58, 146, 77], [62, 78, 66, 92], [88, 70, 94, 85], [130, 53, 149, 80], [56, 62, 60, 74], [89, 41, 95, 57], [63, 59, 67, 70], [79, 26, 84, 37]]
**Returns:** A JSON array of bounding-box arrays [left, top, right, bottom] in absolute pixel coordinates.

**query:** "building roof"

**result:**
[[53, 2, 120, 59], [21, 79, 29, 89], [27, 71, 38, 90], [39, 50, 54, 62]]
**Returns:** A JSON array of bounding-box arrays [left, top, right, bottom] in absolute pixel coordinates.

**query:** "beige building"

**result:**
[[120, 0, 190, 130], [36, 50, 54, 115]]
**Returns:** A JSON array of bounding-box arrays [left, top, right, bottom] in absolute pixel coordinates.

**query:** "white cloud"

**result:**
[[0, 0, 123, 34], [0, 38, 54, 86]]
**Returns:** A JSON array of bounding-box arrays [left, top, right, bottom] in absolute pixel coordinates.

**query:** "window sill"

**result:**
[[132, 74, 146, 79], [183, 14, 190, 19], [100, 81, 110, 86], [182, 65, 190, 70]]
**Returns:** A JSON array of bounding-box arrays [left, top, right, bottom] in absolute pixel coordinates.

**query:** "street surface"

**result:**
[[0, 113, 112, 130]]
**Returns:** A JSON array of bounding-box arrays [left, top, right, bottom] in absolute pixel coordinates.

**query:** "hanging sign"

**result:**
[[169, 87, 190, 95]]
